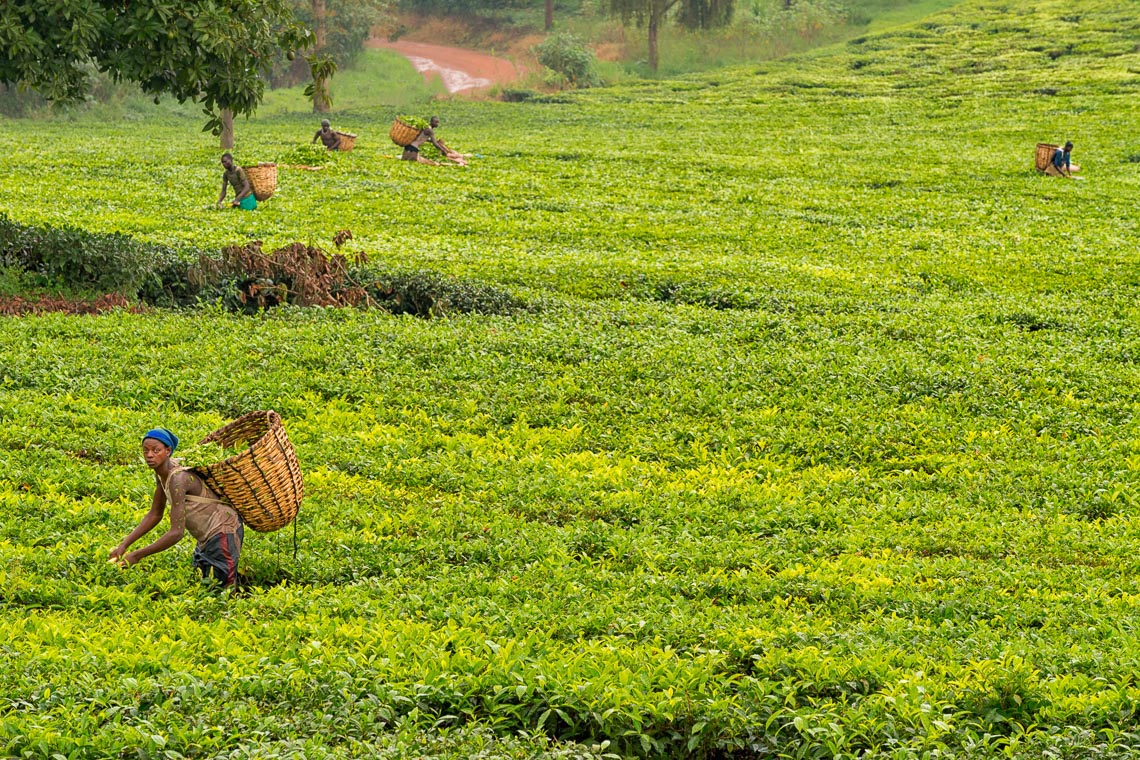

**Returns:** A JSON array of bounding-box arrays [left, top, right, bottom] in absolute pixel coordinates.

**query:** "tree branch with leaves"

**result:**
[[0, 0, 311, 132]]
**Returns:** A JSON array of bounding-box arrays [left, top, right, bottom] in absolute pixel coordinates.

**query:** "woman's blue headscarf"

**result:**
[[142, 428, 179, 453]]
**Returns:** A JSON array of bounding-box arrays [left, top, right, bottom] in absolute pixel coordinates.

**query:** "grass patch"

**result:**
[[258, 48, 448, 116]]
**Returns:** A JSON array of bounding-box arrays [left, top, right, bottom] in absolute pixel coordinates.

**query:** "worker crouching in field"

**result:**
[[217, 152, 257, 210], [402, 116, 467, 166], [1045, 141, 1079, 178], [312, 119, 342, 150], [110, 428, 245, 588]]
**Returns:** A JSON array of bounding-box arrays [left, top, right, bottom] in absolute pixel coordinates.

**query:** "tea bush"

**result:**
[[0, 212, 188, 295], [357, 268, 531, 317]]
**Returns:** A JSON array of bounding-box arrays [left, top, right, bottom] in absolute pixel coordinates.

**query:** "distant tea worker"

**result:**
[[217, 153, 257, 209], [312, 119, 342, 150], [1045, 141, 1079, 178], [109, 429, 245, 588], [402, 116, 467, 166]]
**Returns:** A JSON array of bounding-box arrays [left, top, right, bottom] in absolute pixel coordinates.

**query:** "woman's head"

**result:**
[[142, 428, 179, 469]]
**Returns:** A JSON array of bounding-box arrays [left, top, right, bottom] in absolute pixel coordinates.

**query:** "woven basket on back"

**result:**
[[192, 410, 303, 532], [243, 163, 278, 201], [390, 118, 420, 147], [335, 131, 357, 151], [1035, 143, 1059, 172]]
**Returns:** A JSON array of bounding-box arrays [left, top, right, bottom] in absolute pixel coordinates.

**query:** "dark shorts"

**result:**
[[402, 145, 420, 160], [193, 524, 244, 586]]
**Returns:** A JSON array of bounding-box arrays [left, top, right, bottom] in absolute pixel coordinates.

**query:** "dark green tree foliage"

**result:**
[[609, 0, 734, 70], [267, 0, 389, 89], [292, 0, 388, 68], [675, 0, 733, 27], [0, 0, 310, 126]]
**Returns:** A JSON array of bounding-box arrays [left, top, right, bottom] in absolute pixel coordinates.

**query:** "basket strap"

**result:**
[[184, 493, 227, 506]]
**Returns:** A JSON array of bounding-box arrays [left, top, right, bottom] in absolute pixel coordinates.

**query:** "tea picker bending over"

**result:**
[[1045, 141, 1080, 178], [217, 152, 257, 210], [402, 116, 468, 166], [110, 428, 245, 587]]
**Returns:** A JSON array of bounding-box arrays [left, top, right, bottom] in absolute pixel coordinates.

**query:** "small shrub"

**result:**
[[501, 88, 537, 102], [276, 143, 337, 166], [535, 32, 601, 89], [135, 257, 200, 308], [356, 268, 527, 317]]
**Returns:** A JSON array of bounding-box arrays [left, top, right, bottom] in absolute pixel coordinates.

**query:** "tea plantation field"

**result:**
[[2, 0, 1140, 757]]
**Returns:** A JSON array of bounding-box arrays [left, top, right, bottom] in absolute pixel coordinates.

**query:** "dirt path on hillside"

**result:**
[[368, 39, 520, 94]]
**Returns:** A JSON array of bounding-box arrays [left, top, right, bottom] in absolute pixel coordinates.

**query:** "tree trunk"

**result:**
[[313, 0, 326, 50], [313, 78, 331, 113], [648, 10, 659, 72], [545, 0, 553, 31], [219, 109, 234, 150], [312, 0, 329, 113]]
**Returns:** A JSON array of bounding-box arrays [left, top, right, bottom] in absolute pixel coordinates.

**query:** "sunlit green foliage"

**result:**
[[2, 0, 1140, 757]]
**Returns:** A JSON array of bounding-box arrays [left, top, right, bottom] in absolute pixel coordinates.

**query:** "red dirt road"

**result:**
[[369, 39, 520, 94]]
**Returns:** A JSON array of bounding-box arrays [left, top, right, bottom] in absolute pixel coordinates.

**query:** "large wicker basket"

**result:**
[[243, 163, 277, 201], [1035, 143, 1058, 172], [335, 131, 357, 152], [389, 118, 420, 147], [191, 410, 303, 532]]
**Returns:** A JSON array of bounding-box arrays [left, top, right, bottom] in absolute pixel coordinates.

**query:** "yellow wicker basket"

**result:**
[[389, 118, 420, 147], [335, 131, 357, 151], [243, 163, 277, 201], [1035, 143, 1058, 172], [191, 410, 303, 532]]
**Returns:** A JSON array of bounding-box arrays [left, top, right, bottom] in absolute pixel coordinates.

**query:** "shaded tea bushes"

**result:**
[[0, 212, 191, 295], [0, 215, 528, 318]]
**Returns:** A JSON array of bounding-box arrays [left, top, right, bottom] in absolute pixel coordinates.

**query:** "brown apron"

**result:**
[[162, 466, 241, 548]]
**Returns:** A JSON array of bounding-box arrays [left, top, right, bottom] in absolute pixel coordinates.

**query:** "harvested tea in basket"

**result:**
[[390, 116, 426, 147], [190, 410, 303, 532]]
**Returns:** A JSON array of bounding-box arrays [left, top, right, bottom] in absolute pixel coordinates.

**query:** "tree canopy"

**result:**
[[0, 0, 310, 125]]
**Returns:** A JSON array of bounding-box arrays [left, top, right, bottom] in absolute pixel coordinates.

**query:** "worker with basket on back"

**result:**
[[395, 115, 468, 166], [110, 429, 244, 587], [1046, 141, 1080, 177]]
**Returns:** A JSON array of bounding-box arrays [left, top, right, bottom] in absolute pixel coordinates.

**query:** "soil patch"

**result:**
[[369, 38, 521, 94]]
